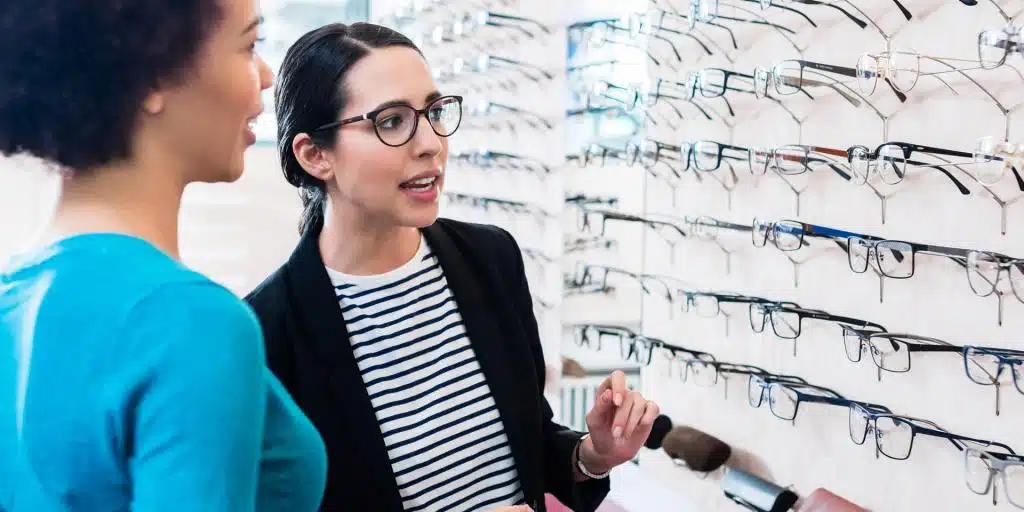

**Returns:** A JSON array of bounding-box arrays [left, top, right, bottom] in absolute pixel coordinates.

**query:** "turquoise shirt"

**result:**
[[0, 233, 326, 511]]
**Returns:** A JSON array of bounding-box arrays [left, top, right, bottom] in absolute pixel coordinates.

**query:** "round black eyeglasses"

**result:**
[[311, 95, 464, 147]]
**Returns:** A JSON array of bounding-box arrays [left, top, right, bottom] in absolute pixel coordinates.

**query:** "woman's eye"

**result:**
[[377, 115, 404, 131], [249, 37, 265, 53]]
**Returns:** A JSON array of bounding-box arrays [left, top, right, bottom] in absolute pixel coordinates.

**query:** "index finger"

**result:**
[[608, 370, 626, 406]]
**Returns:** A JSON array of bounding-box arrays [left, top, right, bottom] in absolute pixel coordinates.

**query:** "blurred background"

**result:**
[[4, 0, 1024, 510]]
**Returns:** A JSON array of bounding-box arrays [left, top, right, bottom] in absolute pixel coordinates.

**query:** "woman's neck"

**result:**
[[318, 202, 422, 276], [46, 161, 185, 259]]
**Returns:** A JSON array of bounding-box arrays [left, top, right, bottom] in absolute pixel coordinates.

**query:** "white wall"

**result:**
[[0, 146, 301, 296]]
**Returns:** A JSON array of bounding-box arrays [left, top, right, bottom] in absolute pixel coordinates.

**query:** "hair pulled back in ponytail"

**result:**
[[274, 22, 421, 234]]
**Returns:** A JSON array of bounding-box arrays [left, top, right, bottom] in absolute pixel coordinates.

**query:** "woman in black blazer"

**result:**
[[246, 23, 660, 512]]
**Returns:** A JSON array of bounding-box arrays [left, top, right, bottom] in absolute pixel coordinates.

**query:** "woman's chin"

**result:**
[[399, 203, 440, 228]]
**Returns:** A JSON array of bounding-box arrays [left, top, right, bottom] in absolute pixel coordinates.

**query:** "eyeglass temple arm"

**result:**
[[702, 219, 754, 233], [487, 55, 554, 79], [645, 21, 713, 57], [908, 141, 1023, 191], [785, 71, 862, 107], [792, 0, 866, 28], [916, 425, 1016, 454], [764, 74, 815, 100], [712, 13, 796, 37], [485, 12, 552, 32], [852, 400, 892, 413], [643, 87, 703, 121], [913, 244, 971, 267], [970, 346, 1024, 357], [803, 155, 853, 181], [664, 341, 716, 360], [804, 223, 886, 243], [887, 0, 913, 21], [748, 0, 818, 27], [808, 312, 886, 332], [799, 394, 853, 409], [892, 158, 974, 195]]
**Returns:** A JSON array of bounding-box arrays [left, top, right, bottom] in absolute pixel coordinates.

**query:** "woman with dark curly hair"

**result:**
[[0, 1, 326, 511]]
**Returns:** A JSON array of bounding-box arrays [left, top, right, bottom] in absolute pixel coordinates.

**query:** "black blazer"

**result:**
[[244, 217, 610, 512]]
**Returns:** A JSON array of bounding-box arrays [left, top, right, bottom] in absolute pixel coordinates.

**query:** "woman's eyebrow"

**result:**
[[241, 16, 263, 35], [371, 91, 443, 111]]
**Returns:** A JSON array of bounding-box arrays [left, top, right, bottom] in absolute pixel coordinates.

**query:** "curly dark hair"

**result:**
[[0, 1, 223, 171], [274, 22, 421, 235]]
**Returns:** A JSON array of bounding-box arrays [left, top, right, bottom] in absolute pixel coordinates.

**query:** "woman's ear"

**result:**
[[292, 133, 334, 182]]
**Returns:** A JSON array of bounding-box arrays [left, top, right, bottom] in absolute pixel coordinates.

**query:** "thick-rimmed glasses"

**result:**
[[846, 142, 973, 195], [312, 95, 463, 147], [965, 449, 1024, 509], [680, 140, 749, 172], [848, 405, 1014, 461]]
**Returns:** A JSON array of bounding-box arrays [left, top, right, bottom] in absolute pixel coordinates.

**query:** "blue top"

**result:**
[[0, 233, 327, 512]]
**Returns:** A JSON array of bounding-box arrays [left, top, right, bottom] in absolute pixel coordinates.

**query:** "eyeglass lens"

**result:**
[[965, 450, 1024, 506], [767, 383, 799, 420], [848, 238, 914, 278], [964, 348, 1024, 394], [375, 96, 462, 146], [857, 415, 914, 459]]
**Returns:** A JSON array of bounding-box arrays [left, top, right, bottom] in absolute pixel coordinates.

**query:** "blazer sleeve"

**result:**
[[495, 227, 611, 512]]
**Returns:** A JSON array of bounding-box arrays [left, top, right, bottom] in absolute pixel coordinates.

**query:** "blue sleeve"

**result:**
[[120, 282, 267, 512]]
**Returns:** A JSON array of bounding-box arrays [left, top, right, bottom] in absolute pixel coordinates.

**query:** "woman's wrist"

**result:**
[[577, 435, 614, 476]]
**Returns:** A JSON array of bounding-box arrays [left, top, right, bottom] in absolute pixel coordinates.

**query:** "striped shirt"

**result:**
[[326, 235, 525, 512]]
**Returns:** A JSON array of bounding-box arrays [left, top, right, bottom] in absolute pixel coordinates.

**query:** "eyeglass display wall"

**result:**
[[379, 0, 1024, 509], [576, 0, 1024, 510]]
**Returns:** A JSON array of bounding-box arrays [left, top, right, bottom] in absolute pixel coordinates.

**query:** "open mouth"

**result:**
[[400, 176, 439, 192]]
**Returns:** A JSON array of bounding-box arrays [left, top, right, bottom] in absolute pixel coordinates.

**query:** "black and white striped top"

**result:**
[[327, 236, 525, 512]]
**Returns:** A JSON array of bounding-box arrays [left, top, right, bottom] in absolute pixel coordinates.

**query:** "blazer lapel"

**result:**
[[422, 223, 540, 504], [283, 222, 403, 509]]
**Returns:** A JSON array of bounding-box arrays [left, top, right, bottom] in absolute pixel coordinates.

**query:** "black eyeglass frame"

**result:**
[[311, 95, 465, 147]]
